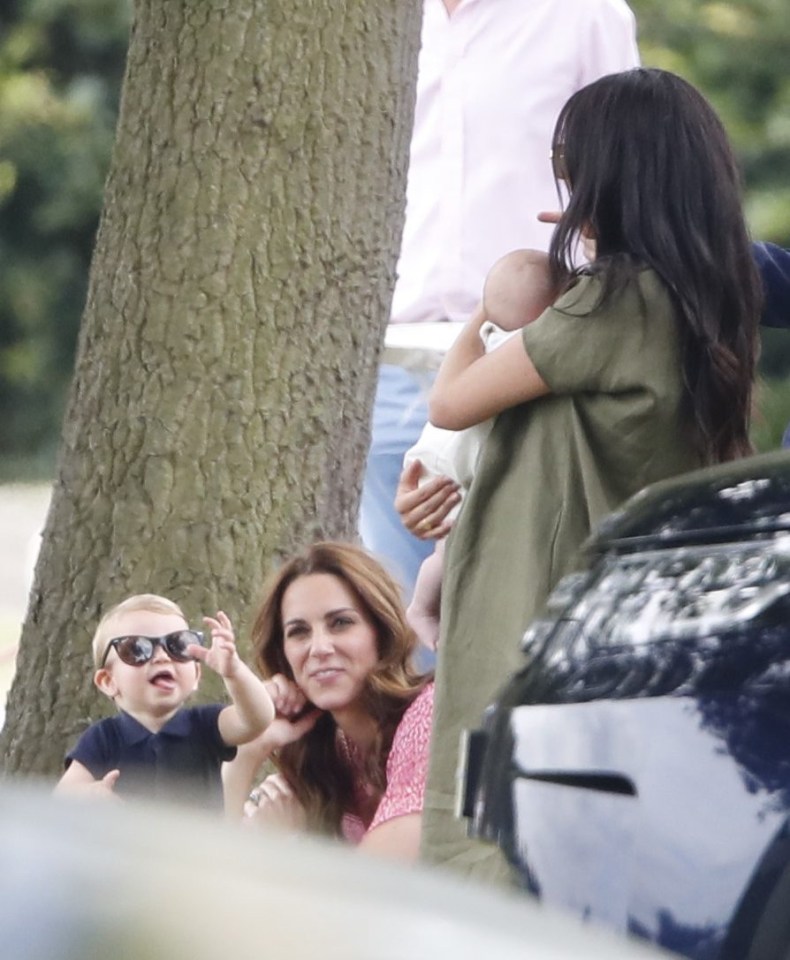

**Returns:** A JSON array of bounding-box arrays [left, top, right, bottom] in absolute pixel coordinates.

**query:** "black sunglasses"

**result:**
[[101, 630, 205, 667]]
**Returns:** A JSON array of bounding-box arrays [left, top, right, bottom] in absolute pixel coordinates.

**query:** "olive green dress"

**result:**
[[420, 268, 702, 880]]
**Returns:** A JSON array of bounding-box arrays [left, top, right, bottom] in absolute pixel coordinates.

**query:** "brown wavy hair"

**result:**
[[251, 541, 430, 837]]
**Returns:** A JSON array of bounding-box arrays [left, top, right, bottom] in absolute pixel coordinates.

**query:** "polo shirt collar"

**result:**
[[117, 709, 191, 743]]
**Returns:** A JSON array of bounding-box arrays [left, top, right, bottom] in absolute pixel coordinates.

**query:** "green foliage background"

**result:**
[[0, 0, 788, 477], [0, 0, 130, 478]]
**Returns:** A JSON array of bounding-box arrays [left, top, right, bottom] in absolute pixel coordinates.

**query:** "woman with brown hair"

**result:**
[[223, 542, 433, 860]]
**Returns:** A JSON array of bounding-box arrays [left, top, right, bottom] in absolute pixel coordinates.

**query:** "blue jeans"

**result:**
[[360, 365, 435, 600]]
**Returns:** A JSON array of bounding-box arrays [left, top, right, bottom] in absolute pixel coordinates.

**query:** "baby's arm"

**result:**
[[407, 541, 445, 651], [196, 612, 276, 747], [54, 760, 120, 798]]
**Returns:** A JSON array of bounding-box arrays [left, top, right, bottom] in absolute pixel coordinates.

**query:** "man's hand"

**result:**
[[537, 210, 561, 225], [538, 210, 596, 261]]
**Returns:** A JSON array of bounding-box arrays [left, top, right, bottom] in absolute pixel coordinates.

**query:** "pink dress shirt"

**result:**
[[391, 0, 640, 326]]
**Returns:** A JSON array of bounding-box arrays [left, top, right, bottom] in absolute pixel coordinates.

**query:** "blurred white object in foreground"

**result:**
[[0, 784, 674, 960]]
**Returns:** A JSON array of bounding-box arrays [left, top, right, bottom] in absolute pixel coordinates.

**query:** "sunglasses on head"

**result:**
[[550, 142, 568, 183], [101, 630, 205, 668], [550, 142, 571, 212]]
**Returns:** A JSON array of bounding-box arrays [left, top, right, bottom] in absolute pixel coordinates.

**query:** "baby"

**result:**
[[404, 249, 559, 649], [55, 593, 277, 811]]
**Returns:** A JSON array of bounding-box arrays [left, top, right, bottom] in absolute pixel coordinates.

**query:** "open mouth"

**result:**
[[150, 669, 176, 690]]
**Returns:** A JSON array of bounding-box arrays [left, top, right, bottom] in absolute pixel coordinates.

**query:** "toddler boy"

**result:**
[[56, 594, 276, 811]]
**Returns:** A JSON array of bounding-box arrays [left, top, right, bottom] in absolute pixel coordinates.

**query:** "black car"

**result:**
[[462, 450, 790, 960]]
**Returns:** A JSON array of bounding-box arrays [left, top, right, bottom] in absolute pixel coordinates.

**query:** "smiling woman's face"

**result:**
[[281, 573, 380, 715]]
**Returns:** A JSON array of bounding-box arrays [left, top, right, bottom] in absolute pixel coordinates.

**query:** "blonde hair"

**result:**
[[91, 594, 186, 667]]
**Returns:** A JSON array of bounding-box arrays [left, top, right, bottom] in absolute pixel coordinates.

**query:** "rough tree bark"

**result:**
[[1, 0, 421, 774]]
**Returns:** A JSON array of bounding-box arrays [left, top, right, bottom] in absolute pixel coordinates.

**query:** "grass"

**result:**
[[0, 448, 57, 485]]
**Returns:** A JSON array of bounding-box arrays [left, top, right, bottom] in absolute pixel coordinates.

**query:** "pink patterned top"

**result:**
[[340, 682, 434, 843]]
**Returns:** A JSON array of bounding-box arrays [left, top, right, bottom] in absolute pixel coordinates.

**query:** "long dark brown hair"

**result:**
[[251, 542, 429, 837], [550, 68, 761, 465]]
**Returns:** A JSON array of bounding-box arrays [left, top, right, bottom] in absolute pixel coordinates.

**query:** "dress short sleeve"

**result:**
[[368, 683, 434, 833], [522, 269, 676, 396]]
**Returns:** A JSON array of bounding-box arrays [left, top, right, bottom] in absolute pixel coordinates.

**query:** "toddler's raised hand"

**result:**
[[196, 611, 241, 678]]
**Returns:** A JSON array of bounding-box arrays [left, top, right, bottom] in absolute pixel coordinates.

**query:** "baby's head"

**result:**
[[482, 249, 557, 332], [91, 594, 190, 667], [92, 594, 201, 716]]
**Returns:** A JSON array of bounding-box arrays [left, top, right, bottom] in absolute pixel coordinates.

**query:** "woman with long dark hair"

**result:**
[[400, 68, 762, 879], [223, 542, 432, 859]]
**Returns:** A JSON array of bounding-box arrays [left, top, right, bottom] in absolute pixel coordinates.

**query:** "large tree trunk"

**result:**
[[1, 0, 421, 774]]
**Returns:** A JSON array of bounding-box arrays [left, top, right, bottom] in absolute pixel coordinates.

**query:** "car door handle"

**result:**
[[513, 767, 637, 797]]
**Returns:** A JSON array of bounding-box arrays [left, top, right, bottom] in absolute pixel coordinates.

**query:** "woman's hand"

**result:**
[[395, 460, 460, 540], [239, 680, 321, 764], [244, 773, 307, 832], [263, 675, 321, 754], [261, 706, 322, 754], [264, 673, 307, 718], [222, 679, 321, 818]]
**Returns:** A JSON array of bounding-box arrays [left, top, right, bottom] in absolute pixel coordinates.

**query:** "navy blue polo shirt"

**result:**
[[65, 704, 236, 811]]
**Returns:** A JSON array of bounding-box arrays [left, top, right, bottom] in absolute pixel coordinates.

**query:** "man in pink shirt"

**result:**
[[359, 0, 640, 606]]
